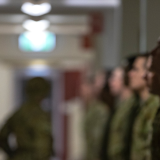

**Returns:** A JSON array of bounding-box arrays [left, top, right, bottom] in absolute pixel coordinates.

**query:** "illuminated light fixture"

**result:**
[[19, 31, 56, 52], [29, 64, 49, 71], [21, 2, 52, 16], [27, 62, 50, 76], [23, 19, 50, 32], [30, 59, 47, 66]]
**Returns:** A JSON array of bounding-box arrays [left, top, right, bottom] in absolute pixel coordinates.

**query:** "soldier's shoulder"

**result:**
[[94, 101, 110, 118], [94, 100, 108, 109], [150, 94, 159, 104], [2, 106, 23, 127]]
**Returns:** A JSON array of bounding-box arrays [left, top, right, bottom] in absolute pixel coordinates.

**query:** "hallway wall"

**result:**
[[0, 61, 15, 128]]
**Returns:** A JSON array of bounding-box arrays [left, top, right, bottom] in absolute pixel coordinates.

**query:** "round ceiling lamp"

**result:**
[[21, 2, 52, 16], [22, 19, 50, 32]]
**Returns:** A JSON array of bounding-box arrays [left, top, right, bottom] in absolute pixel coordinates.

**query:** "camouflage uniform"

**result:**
[[151, 107, 160, 160], [0, 101, 53, 160], [107, 95, 138, 160], [84, 100, 109, 160], [130, 94, 159, 160]]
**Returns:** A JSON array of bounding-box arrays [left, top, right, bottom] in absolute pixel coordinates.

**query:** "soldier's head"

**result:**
[[145, 38, 160, 95], [25, 77, 50, 101], [128, 54, 149, 92], [80, 75, 94, 103], [80, 70, 106, 101], [108, 67, 125, 97], [93, 70, 106, 97]]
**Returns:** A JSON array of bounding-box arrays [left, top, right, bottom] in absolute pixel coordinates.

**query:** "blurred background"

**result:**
[[0, 0, 160, 160]]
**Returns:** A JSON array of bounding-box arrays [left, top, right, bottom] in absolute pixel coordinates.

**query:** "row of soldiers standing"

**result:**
[[83, 39, 160, 160], [1, 38, 160, 160]]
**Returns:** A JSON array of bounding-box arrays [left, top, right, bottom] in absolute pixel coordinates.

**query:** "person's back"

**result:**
[[0, 77, 53, 160]]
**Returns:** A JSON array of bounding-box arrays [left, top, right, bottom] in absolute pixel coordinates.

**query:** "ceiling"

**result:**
[[0, 0, 121, 68], [0, 0, 120, 14], [0, 0, 121, 35]]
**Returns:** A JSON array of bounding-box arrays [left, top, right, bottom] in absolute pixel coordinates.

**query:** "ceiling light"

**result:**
[[29, 64, 48, 71], [30, 59, 47, 65], [19, 31, 56, 52], [26, 63, 50, 77], [21, 2, 52, 16], [23, 19, 50, 32]]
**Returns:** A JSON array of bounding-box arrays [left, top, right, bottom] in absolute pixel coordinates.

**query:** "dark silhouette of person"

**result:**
[[0, 77, 53, 160]]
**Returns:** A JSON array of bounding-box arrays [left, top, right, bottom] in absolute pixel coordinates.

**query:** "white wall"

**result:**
[[121, 0, 140, 57], [0, 61, 15, 127], [120, 0, 160, 57], [93, 7, 122, 69], [101, 8, 122, 69], [0, 61, 15, 160], [147, 0, 160, 51]]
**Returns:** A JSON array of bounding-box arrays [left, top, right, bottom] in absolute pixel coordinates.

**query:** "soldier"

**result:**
[[0, 77, 53, 160], [83, 72, 110, 160], [145, 38, 160, 160], [107, 66, 138, 160], [128, 54, 159, 160]]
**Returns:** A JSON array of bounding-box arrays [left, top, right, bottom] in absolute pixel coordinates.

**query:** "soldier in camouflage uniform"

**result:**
[[129, 55, 159, 160], [130, 94, 159, 160], [107, 67, 138, 160], [83, 72, 110, 160], [0, 77, 53, 160], [145, 39, 160, 160]]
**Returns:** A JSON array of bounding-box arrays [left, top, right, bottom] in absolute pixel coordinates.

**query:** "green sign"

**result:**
[[19, 31, 56, 52]]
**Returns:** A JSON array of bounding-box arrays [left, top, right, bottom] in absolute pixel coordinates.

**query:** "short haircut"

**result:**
[[26, 77, 50, 98], [124, 53, 149, 70], [135, 53, 150, 59]]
